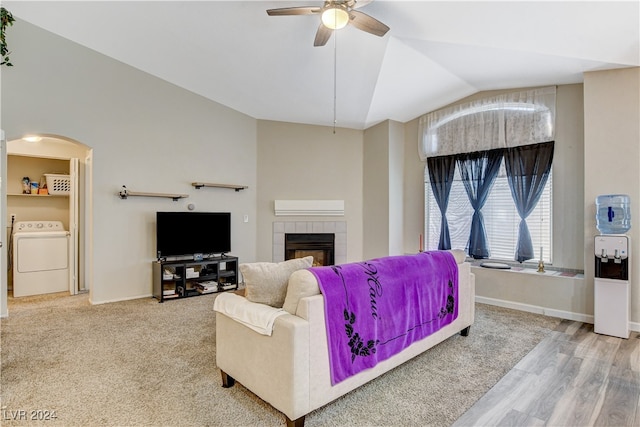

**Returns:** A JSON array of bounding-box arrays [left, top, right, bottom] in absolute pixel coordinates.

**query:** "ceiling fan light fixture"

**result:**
[[22, 135, 42, 143], [321, 6, 349, 30]]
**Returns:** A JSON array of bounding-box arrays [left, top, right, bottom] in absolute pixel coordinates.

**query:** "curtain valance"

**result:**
[[418, 86, 556, 160]]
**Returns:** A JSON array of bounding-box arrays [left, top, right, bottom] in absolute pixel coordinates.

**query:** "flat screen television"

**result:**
[[156, 211, 231, 258]]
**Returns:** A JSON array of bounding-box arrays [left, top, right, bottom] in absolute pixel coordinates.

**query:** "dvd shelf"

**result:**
[[152, 256, 238, 302]]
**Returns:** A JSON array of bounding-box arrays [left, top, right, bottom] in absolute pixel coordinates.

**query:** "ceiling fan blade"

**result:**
[[314, 23, 333, 47], [353, 0, 373, 9], [266, 6, 321, 16], [348, 10, 390, 37]]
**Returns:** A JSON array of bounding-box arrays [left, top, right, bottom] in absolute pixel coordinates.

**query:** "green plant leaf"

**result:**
[[1, 7, 16, 67]]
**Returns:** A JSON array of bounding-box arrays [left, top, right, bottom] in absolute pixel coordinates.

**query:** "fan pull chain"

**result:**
[[333, 28, 337, 134]]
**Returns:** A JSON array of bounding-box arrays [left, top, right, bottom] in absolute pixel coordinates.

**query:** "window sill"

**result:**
[[470, 261, 583, 278]]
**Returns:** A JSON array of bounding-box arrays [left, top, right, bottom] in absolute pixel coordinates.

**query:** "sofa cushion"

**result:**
[[240, 256, 314, 308], [283, 269, 321, 314]]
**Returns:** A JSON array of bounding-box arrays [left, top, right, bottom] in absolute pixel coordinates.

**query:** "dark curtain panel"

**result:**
[[504, 141, 554, 262], [456, 148, 504, 259], [427, 155, 456, 250]]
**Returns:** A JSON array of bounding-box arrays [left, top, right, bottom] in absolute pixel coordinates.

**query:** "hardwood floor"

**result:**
[[453, 320, 640, 426]]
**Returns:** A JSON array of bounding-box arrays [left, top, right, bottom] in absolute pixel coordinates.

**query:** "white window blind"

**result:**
[[425, 161, 552, 263]]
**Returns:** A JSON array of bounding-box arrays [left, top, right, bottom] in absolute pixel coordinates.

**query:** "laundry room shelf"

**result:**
[[8, 193, 68, 197], [118, 186, 188, 201], [191, 182, 248, 192]]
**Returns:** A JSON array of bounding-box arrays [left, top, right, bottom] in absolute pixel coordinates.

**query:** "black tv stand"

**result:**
[[152, 255, 238, 302]]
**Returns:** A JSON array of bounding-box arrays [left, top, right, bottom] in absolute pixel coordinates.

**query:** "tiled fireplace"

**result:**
[[273, 221, 347, 266]]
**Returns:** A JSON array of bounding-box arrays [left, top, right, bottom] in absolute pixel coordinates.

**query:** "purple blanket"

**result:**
[[310, 251, 458, 385]]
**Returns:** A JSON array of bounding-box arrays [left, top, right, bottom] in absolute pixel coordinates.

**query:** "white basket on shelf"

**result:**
[[44, 174, 71, 195]]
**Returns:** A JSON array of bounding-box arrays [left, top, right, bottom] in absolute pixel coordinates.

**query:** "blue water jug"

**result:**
[[596, 194, 631, 234]]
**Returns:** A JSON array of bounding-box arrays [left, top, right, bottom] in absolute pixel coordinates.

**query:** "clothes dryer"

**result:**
[[12, 221, 70, 297]]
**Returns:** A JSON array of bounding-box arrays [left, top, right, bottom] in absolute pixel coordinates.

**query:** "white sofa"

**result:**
[[215, 251, 475, 427]]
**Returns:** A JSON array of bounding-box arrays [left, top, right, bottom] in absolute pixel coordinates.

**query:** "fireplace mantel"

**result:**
[[274, 200, 344, 216]]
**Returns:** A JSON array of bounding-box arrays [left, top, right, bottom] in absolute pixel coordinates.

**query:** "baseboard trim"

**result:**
[[475, 296, 640, 332], [476, 296, 546, 316], [90, 293, 153, 305]]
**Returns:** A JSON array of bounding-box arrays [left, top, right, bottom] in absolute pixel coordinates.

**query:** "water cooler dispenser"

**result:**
[[594, 236, 629, 338], [594, 194, 631, 339]]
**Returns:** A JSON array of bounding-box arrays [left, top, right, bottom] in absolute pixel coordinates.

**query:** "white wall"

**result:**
[[256, 120, 363, 263], [2, 20, 258, 304]]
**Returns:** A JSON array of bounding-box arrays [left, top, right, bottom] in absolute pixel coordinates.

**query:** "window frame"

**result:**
[[424, 158, 553, 264]]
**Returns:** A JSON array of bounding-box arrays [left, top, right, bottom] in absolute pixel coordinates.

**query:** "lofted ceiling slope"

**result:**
[[5, 1, 640, 129]]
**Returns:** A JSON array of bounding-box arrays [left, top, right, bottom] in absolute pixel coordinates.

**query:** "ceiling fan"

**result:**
[[266, 0, 390, 47]]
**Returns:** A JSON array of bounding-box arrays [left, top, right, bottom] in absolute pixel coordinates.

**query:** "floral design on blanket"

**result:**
[[327, 265, 380, 362], [344, 307, 379, 362], [440, 280, 455, 318], [310, 251, 459, 385]]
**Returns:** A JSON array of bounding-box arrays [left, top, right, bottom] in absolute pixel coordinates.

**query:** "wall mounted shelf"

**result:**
[[191, 182, 248, 192], [118, 186, 188, 201]]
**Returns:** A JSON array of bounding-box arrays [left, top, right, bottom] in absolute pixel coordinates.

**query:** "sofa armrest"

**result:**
[[216, 300, 311, 421], [214, 292, 286, 335]]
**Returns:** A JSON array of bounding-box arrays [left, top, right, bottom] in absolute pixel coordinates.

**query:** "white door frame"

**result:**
[[1, 129, 7, 317], [69, 157, 79, 294]]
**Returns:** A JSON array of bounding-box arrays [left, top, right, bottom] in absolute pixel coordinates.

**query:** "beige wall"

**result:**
[[584, 67, 640, 324], [388, 121, 405, 256], [2, 20, 258, 305], [403, 118, 424, 255], [363, 120, 405, 259], [363, 122, 390, 260], [256, 121, 363, 263], [471, 268, 586, 317], [553, 85, 586, 269]]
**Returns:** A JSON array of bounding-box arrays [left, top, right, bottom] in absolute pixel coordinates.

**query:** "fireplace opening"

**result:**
[[285, 233, 335, 267]]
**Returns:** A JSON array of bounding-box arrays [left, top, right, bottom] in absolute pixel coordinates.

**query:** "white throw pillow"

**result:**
[[240, 256, 314, 308]]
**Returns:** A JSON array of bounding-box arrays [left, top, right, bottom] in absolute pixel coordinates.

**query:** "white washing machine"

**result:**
[[13, 221, 70, 297]]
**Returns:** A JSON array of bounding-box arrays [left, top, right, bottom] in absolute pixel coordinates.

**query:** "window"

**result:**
[[419, 88, 556, 263], [425, 161, 552, 263]]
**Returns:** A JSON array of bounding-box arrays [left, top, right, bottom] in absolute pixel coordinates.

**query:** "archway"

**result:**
[[2, 134, 93, 314]]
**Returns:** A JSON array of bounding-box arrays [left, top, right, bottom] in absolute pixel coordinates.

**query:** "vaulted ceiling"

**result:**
[[6, 1, 639, 129]]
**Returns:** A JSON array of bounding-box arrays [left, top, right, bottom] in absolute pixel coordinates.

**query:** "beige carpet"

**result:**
[[1, 292, 560, 426]]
